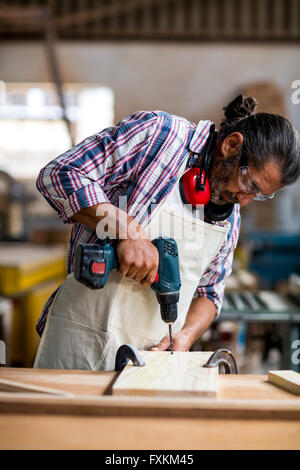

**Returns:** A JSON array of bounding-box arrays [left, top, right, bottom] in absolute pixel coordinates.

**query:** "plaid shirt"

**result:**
[[36, 110, 240, 335]]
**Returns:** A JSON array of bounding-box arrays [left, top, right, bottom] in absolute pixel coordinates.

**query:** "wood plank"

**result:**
[[113, 351, 218, 397], [0, 368, 115, 396], [0, 378, 72, 397], [268, 370, 300, 395]]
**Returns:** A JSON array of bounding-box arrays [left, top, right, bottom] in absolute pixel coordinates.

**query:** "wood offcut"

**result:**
[[268, 370, 300, 395]]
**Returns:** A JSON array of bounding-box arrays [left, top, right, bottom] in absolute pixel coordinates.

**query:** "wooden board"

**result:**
[[0, 378, 72, 397], [268, 370, 300, 395], [112, 351, 218, 397], [0, 368, 115, 396]]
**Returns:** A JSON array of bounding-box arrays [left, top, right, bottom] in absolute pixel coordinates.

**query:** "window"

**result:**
[[0, 83, 114, 179]]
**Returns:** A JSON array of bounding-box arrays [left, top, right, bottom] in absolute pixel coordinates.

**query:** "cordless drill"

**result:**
[[74, 237, 181, 354]]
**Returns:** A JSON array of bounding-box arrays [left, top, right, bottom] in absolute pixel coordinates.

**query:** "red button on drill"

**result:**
[[91, 261, 106, 275], [155, 273, 159, 283]]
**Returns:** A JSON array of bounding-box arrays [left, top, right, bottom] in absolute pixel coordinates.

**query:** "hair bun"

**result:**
[[223, 94, 257, 122]]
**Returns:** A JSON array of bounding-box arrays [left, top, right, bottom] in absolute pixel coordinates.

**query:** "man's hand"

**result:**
[[150, 297, 218, 353], [72, 202, 159, 286], [117, 238, 159, 286], [151, 329, 192, 352]]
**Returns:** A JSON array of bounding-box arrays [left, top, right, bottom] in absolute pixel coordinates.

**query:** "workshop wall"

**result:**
[[1, 42, 299, 130], [1, 41, 299, 233]]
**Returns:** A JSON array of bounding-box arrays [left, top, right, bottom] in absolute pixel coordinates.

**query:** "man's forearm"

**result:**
[[181, 297, 217, 348], [72, 203, 146, 240]]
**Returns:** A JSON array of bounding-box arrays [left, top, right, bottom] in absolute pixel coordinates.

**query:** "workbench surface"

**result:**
[[0, 243, 65, 296], [0, 368, 299, 450]]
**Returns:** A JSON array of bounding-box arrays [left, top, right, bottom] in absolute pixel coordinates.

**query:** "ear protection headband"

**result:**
[[179, 124, 234, 222]]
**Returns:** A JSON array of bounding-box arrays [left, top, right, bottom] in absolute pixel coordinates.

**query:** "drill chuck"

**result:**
[[156, 292, 179, 324]]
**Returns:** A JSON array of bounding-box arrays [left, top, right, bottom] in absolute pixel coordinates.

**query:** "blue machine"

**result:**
[[248, 233, 300, 287]]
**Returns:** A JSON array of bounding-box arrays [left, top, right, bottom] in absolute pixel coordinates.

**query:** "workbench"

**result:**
[[0, 243, 66, 366], [0, 367, 299, 450], [0, 243, 66, 297]]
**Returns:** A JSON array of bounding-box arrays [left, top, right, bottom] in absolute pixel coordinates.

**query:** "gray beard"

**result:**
[[209, 153, 241, 205], [211, 190, 239, 205]]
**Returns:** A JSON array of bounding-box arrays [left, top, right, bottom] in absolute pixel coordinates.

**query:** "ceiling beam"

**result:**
[[54, 0, 171, 28], [0, 7, 45, 24]]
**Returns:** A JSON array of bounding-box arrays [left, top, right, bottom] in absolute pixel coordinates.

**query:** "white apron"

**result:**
[[34, 157, 230, 371]]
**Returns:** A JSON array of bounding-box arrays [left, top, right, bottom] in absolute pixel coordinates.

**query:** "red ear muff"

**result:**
[[178, 124, 234, 221], [179, 167, 211, 207]]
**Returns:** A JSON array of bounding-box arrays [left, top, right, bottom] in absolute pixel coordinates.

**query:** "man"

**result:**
[[34, 95, 300, 370]]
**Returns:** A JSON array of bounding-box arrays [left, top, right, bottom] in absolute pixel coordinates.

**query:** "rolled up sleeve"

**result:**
[[36, 111, 158, 223], [37, 168, 111, 223]]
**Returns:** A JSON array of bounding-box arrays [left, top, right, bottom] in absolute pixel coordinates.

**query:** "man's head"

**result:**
[[209, 95, 300, 207]]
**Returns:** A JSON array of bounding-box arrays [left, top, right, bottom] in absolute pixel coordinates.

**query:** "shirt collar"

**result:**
[[188, 120, 213, 154]]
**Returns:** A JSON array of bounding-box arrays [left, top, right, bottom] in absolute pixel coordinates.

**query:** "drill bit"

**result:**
[[168, 324, 174, 355]]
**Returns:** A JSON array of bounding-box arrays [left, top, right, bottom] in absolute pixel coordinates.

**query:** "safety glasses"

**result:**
[[238, 149, 275, 201]]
